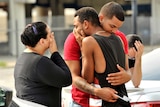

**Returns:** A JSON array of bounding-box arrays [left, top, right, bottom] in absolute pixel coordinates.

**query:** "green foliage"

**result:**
[[0, 62, 6, 67]]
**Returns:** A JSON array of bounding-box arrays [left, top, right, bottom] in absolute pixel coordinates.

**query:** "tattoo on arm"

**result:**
[[74, 77, 95, 95]]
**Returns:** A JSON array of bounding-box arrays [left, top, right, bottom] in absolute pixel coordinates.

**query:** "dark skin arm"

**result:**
[[81, 36, 118, 102]]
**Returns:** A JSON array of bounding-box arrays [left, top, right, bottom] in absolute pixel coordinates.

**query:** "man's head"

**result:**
[[99, 1, 125, 33], [73, 7, 100, 36], [21, 22, 51, 49], [127, 34, 142, 49], [127, 34, 143, 58]]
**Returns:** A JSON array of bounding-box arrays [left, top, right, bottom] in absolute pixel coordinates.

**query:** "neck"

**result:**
[[24, 48, 36, 53], [95, 29, 111, 36], [96, 30, 106, 33], [92, 27, 104, 34], [24, 47, 44, 55]]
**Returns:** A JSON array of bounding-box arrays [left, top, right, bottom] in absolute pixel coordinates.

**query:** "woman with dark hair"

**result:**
[[127, 34, 144, 88], [14, 21, 72, 107]]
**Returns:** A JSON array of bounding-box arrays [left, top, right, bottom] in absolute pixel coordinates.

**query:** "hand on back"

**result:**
[[107, 64, 131, 85]]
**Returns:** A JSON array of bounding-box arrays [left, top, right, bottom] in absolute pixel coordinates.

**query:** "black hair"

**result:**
[[127, 34, 143, 50], [21, 22, 47, 47], [100, 1, 125, 21], [74, 7, 100, 27]]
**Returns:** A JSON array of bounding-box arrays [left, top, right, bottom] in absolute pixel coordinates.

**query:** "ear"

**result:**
[[99, 13, 104, 23], [83, 20, 89, 30], [39, 38, 45, 45]]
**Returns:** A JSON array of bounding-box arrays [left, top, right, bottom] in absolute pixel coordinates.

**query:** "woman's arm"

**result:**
[[37, 52, 72, 88]]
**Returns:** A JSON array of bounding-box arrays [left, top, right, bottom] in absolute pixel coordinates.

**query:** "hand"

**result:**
[[134, 41, 144, 59], [73, 28, 85, 47], [95, 87, 118, 102], [49, 32, 58, 53], [107, 64, 131, 85]]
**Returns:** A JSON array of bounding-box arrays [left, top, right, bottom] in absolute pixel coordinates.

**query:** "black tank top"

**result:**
[[93, 34, 131, 107]]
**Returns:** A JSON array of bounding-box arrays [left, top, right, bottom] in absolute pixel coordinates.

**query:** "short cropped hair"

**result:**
[[21, 22, 47, 47], [127, 34, 143, 49], [100, 1, 125, 21], [74, 7, 100, 27]]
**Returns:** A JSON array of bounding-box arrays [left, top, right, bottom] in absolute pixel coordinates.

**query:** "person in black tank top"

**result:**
[[93, 34, 130, 107]]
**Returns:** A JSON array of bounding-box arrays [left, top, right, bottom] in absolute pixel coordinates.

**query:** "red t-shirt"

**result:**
[[64, 32, 89, 107], [115, 30, 128, 54], [64, 32, 81, 60]]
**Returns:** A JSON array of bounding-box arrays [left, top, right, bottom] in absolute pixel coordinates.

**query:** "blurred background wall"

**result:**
[[0, 0, 159, 56]]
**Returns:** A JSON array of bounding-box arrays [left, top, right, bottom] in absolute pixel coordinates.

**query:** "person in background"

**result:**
[[14, 21, 72, 107], [127, 34, 144, 87]]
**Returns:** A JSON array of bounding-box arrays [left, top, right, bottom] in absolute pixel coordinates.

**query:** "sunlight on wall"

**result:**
[[64, 8, 76, 27], [0, 9, 7, 43]]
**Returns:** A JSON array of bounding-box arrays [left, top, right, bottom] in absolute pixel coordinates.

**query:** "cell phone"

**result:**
[[116, 93, 131, 102]]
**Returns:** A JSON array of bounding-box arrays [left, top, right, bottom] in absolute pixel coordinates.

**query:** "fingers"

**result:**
[[98, 87, 118, 102], [108, 99, 117, 102], [108, 89, 118, 102], [74, 29, 81, 39], [107, 73, 120, 81], [116, 64, 124, 72], [51, 32, 55, 39], [108, 79, 122, 86], [134, 41, 144, 58], [73, 28, 79, 37], [107, 65, 122, 84], [107, 88, 118, 102], [107, 64, 124, 78], [134, 41, 144, 52], [51, 32, 54, 36], [80, 29, 85, 37], [107, 74, 122, 86], [73, 29, 85, 47], [107, 64, 127, 85], [108, 80, 120, 86], [49, 32, 55, 42], [49, 32, 58, 53]]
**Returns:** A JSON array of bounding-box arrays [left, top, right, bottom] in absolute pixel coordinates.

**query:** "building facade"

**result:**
[[0, 0, 159, 56]]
